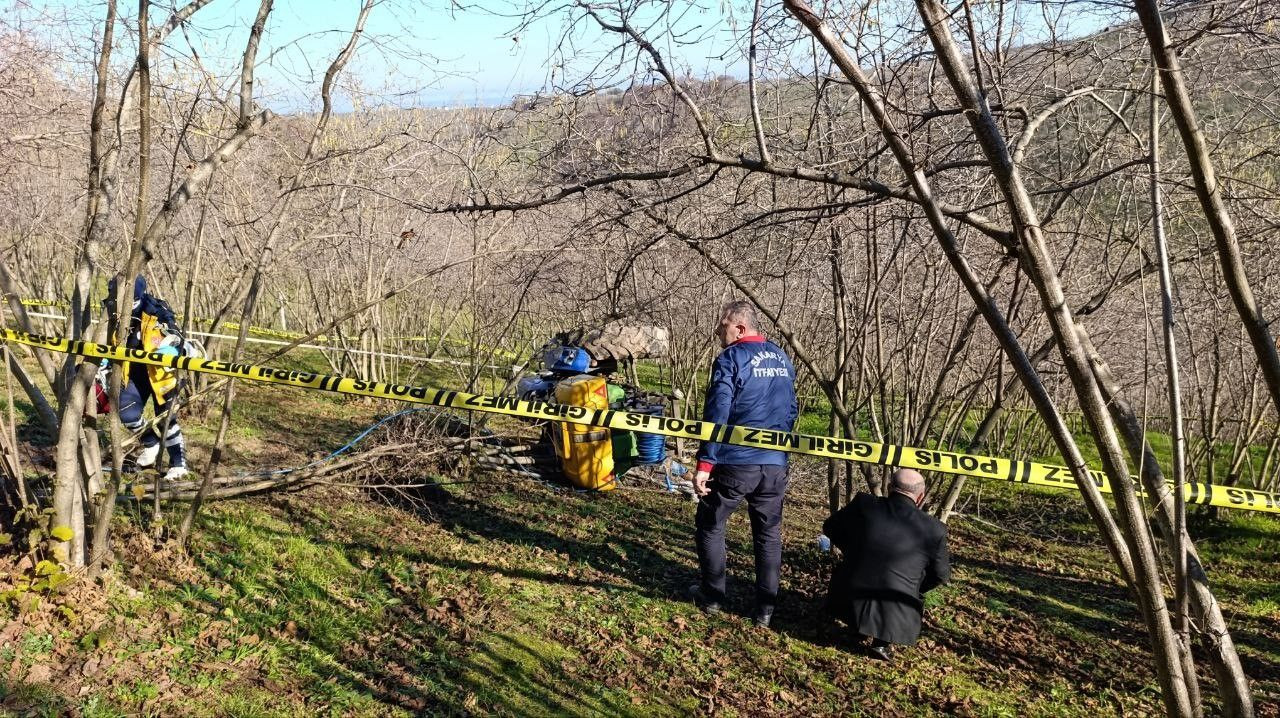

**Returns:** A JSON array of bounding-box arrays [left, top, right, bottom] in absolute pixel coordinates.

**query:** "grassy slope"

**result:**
[[1, 367, 1278, 717]]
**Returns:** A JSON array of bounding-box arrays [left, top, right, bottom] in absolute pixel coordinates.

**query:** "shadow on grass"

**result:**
[[1228, 622, 1280, 685], [1188, 510, 1280, 548], [190, 518, 457, 714], [460, 631, 642, 716], [423, 483, 853, 659], [8, 395, 55, 447], [424, 488, 693, 596], [769, 530, 1163, 702], [184, 477, 1253, 716], [184, 484, 697, 715], [936, 556, 1157, 692]]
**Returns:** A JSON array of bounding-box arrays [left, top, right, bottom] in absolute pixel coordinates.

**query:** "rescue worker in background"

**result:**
[[689, 300, 798, 629], [823, 468, 951, 661], [105, 275, 189, 481]]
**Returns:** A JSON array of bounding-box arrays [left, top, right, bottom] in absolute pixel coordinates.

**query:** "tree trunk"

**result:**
[[1134, 0, 1280, 424], [179, 0, 371, 544], [785, 1, 1191, 713], [782, 0, 1137, 583], [52, 0, 119, 568], [1149, 68, 1203, 716], [1080, 330, 1253, 717]]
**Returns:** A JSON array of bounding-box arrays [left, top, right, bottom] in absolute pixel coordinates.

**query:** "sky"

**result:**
[[244, 0, 595, 108], [229, 0, 1117, 110], [15, 0, 1122, 111], [160, 0, 752, 110]]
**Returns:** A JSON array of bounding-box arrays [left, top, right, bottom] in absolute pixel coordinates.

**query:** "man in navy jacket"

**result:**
[[690, 300, 797, 628]]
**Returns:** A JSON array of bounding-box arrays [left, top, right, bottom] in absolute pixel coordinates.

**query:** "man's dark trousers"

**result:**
[[695, 464, 788, 608]]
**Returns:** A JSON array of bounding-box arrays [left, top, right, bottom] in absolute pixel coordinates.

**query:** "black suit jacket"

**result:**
[[824, 492, 951, 644]]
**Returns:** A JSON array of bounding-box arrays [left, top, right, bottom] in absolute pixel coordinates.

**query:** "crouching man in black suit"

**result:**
[[823, 468, 950, 661]]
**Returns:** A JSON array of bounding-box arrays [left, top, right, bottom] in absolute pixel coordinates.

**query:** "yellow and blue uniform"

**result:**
[[109, 276, 186, 473]]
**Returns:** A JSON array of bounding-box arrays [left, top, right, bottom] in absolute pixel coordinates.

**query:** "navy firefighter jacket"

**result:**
[[107, 275, 176, 350], [696, 336, 798, 469]]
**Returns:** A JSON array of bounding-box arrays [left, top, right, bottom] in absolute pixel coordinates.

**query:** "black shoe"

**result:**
[[687, 584, 722, 615], [753, 605, 775, 629], [866, 641, 893, 662]]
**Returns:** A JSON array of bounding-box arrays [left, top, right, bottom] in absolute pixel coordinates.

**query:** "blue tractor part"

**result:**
[[545, 344, 592, 373]]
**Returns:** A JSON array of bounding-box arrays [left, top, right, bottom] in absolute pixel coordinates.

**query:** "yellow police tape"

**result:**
[[4, 327, 1278, 514], [19, 298, 521, 352], [17, 299, 69, 309], [19, 299, 309, 340]]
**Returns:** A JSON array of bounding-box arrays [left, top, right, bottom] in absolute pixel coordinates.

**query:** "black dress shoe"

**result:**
[[753, 606, 775, 629], [687, 584, 722, 615], [866, 641, 893, 662]]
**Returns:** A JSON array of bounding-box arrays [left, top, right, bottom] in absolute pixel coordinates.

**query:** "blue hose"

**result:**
[[235, 408, 442, 479], [633, 404, 666, 464]]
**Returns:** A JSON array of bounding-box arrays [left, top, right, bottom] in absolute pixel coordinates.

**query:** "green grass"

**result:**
[[6, 461, 1277, 716], [3, 348, 1279, 716]]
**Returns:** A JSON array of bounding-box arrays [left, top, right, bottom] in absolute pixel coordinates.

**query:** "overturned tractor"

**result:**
[[514, 323, 690, 491]]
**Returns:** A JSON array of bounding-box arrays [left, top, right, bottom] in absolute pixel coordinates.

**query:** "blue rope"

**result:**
[[234, 407, 440, 479], [225, 407, 688, 497]]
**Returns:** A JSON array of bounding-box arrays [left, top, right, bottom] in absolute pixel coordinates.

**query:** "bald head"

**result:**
[[890, 469, 926, 500]]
